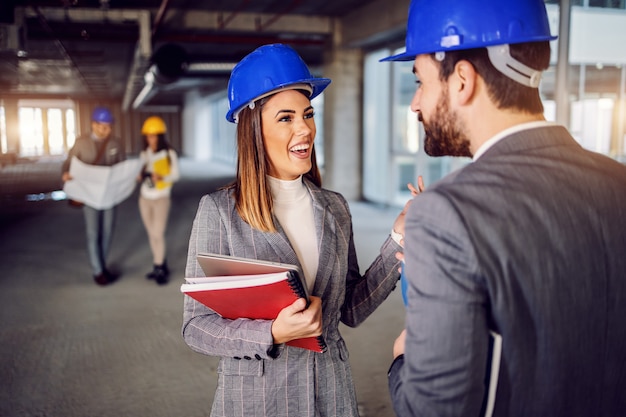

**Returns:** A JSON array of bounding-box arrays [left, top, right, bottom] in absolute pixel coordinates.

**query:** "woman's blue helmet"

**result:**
[[226, 44, 331, 123], [381, 0, 557, 62], [91, 107, 114, 124]]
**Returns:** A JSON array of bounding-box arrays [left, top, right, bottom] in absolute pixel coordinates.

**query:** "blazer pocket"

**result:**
[[218, 357, 264, 377]]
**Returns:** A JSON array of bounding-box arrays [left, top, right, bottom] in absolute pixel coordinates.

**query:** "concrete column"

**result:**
[[3, 98, 20, 155], [322, 25, 363, 200], [182, 89, 212, 160], [555, 0, 571, 128]]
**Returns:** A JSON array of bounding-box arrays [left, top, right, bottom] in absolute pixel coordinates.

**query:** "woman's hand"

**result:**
[[392, 176, 426, 245], [271, 296, 323, 344], [407, 175, 426, 197]]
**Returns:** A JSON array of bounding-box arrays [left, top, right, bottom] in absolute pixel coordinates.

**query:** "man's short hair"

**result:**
[[435, 41, 551, 114]]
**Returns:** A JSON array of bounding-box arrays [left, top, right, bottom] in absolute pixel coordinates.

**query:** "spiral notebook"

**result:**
[[182, 253, 327, 353]]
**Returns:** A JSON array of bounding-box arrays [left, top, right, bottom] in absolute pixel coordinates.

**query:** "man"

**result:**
[[382, 0, 626, 416], [62, 107, 126, 286]]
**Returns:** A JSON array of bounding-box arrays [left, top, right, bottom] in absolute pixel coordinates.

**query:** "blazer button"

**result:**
[[254, 354, 262, 360], [243, 356, 252, 360], [233, 356, 241, 360]]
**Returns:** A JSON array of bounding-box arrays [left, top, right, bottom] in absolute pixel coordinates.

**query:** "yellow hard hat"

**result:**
[[141, 116, 167, 135]]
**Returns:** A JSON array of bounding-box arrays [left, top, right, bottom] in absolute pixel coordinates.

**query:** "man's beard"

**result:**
[[421, 94, 472, 158]]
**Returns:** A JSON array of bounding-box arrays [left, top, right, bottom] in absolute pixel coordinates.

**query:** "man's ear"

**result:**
[[451, 60, 477, 105]]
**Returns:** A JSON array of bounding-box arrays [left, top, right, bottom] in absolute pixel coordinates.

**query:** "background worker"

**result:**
[[61, 106, 126, 286], [138, 116, 180, 285]]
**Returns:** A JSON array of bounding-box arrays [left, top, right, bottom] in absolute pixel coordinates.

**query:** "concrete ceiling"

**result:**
[[0, 0, 396, 110]]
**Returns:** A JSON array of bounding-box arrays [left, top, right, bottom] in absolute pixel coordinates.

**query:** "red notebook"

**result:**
[[182, 255, 327, 353]]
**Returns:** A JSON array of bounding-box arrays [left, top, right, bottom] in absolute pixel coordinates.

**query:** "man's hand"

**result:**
[[393, 329, 407, 358]]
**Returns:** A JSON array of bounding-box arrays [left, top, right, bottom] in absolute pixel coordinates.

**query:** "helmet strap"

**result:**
[[486, 44, 542, 88]]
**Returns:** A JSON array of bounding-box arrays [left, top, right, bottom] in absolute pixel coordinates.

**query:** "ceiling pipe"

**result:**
[[123, 10, 152, 110], [131, 42, 242, 109], [132, 43, 189, 109], [132, 68, 157, 109], [152, 0, 171, 37], [131, 31, 324, 109], [23, 7, 332, 35], [159, 33, 326, 46], [122, 42, 152, 110], [217, 0, 251, 30], [256, 0, 303, 32], [186, 62, 236, 73]]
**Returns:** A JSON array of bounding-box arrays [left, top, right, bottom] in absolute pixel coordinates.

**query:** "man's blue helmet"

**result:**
[[92, 107, 114, 124], [226, 44, 331, 123], [381, 0, 557, 62]]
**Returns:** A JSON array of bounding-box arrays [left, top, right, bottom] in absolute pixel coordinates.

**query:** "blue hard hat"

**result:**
[[381, 0, 557, 62], [226, 44, 331, 123], [91, 107, 114, 124]]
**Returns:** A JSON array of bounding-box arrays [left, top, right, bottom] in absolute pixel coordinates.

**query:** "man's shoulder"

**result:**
[[107, 135, 125, 147], [66, 134, 95, 155], [73, 134, 94, 144]]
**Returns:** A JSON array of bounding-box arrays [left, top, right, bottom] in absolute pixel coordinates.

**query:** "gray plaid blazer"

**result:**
[[182, 178, 402, 417]]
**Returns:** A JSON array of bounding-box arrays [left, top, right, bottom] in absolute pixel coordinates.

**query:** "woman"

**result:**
[[182, 44, 408, 417], [138, 115, 179, 285]]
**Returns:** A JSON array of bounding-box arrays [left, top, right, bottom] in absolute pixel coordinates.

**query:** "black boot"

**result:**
[[161, 260, 169, 276], [146, 265, 159, 280], [152, 261, 169, 285]]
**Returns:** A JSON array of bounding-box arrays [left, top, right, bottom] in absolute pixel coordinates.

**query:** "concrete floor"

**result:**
[[0, 158, 406, 417]]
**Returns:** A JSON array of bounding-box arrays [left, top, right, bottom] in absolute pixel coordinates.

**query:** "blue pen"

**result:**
[[400, 260, 408, 306]]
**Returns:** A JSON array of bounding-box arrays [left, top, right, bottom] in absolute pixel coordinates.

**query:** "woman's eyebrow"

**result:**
[[274, 106, 314, 118], [275, 109, 295, 117]]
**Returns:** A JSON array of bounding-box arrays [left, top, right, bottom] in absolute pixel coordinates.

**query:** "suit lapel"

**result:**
[[252, 217, 301, 268], [307, 183, 338, 297], [268, 220, 300, 266]]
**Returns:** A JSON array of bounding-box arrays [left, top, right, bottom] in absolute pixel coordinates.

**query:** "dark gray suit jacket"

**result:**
[[183, 178, 402, 417], [389, 125, 626, 416]]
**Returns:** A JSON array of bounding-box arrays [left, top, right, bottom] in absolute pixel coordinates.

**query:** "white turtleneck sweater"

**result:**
[[268, 176, 319, 292]]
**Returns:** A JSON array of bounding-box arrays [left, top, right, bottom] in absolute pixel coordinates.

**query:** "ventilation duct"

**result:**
[[132, 43, 236, 109]]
